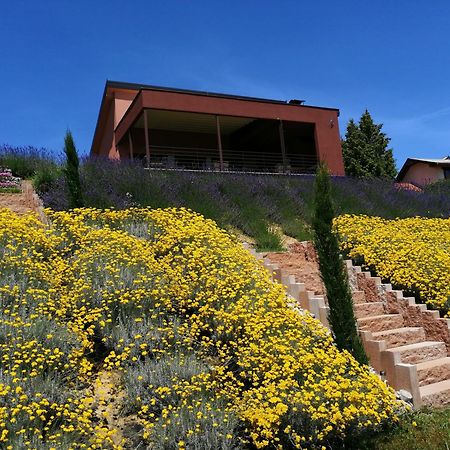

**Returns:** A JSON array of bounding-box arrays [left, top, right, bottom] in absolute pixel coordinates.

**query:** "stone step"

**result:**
[[384, 341, 447, 365], [358, 314, 404, 332], [363, 272, 381, 285], [354, 302, 385, 319], [352, 290, 366, 304], [416, 357, 450, 387], [420, 379, 450, 407], [371, 327, 426, 349]]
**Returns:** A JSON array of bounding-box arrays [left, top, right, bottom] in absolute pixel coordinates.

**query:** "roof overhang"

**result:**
[[91, 80, 341, 153]]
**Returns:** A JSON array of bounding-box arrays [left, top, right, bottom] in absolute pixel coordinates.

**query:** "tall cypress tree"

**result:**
[[312, 164, 368, 365], [64, 130, 83, 209], [342, 110, 397, 178]]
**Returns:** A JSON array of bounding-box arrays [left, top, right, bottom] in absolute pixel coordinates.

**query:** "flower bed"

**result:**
[[0, 207, 400, 449], [335, 214, 450, 315], [0, 168, 21, 192]]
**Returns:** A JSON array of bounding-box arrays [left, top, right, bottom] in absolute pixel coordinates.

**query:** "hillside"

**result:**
[[0, 207, 400, 449], [39, 159, 450, 250]]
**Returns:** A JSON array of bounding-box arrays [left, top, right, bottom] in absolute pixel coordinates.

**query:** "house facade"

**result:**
[[91, 80, 345, 175], [396, 157, 450, 187]]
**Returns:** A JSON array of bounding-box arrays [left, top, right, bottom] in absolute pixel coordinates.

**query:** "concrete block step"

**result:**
[[420, 378, 450, 407], [388, 289, 404, 299], [354, 302, 385, 319], [363, 272, 381, 285], [352, 290, 366, 304], [358, 314, 404, 332], [384, 341, 447, 365], [416, 357, 450, 387], [371, 327, 426, 349]]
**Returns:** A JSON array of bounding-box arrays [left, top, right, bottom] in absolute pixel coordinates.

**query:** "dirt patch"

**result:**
[[0, 180, 48, 223], [0, 180, 43, 216], [264, 241, 324, 295], [92, 370, 129, 447]]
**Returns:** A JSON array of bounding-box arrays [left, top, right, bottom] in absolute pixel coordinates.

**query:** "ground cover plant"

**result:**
[[335, 215, 450, 315], [39, 158, 450, 251], [0, 206, 401, 449], [0, 168, 21, 193]]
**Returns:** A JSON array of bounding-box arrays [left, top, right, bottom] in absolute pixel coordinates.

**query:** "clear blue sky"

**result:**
[[2, 1, 450, 168]]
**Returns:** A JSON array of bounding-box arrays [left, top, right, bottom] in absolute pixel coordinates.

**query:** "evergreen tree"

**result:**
[[312, 163, 368, 365], [342, 110, 397, 178], [63, 130, 83, 208]]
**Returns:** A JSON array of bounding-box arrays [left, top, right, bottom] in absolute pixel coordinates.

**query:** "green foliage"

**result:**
[[424, 177, 450, 195], [312, 164, 368, 364], [0, 187, 21, 193], [32, 164, 61, 194], [63, 131, 83, 208], [342, 110, 397, 178]]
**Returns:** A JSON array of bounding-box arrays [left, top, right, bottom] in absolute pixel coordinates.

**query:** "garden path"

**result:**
[[0, 180, 38, 214], [0, 180, 48, 223]]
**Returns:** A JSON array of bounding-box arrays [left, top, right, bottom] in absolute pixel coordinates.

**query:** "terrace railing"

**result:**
[[138, 145, 318, 175]]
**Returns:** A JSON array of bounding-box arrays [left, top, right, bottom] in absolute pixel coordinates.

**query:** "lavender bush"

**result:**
[[40, 157, 450, 250]]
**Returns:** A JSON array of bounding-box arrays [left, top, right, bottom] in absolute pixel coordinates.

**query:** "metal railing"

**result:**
[[135, 145, 318, 174]]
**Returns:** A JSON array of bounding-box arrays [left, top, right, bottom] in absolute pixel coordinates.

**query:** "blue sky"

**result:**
[[2, 1, 450, 168]]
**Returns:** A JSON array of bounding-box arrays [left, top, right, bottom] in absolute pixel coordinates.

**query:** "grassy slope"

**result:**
[[372, 408, 450, 450], [41, 159, 450, 250], [2, 149, 450, 446]]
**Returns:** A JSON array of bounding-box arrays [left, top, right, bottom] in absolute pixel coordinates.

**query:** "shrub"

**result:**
[[63, 131, 83, 208]]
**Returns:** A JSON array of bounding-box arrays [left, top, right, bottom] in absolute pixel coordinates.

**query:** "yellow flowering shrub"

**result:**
[[334, 214, 450, 315], [0, 207, 400, 449]]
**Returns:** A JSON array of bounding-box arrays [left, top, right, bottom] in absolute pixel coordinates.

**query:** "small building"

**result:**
[[396, 157, 450, 187], [90, 80, 345, 175]]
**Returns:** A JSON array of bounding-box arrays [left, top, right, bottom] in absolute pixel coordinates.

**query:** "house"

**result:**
[[396, 157, 450, 187], [90, 80, 345, 175]]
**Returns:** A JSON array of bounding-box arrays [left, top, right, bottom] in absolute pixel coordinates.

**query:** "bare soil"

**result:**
[[0, 180, 38, 215], [264, 241, 325, 295]]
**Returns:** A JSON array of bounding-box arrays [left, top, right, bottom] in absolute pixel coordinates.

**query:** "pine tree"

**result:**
[[342, 110, 397, 178], [64, 130, 83, 208], [312, 163, 368, 365]]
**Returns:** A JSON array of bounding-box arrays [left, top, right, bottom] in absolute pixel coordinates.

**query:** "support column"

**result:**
[[128, 130, 134, 161], [216, 115, 224, 171], [278, 120, 288, 173], [144, 109, 150, 168]]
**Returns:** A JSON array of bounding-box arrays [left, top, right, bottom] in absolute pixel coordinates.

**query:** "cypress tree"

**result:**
[[64, 130, 83, 208], [312, 164, 368, 365], [342, 110, 397, 178]]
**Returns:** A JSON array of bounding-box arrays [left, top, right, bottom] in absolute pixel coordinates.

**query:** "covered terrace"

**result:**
[[119, 108, 317, 174], [91, 81, 344, 176]]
